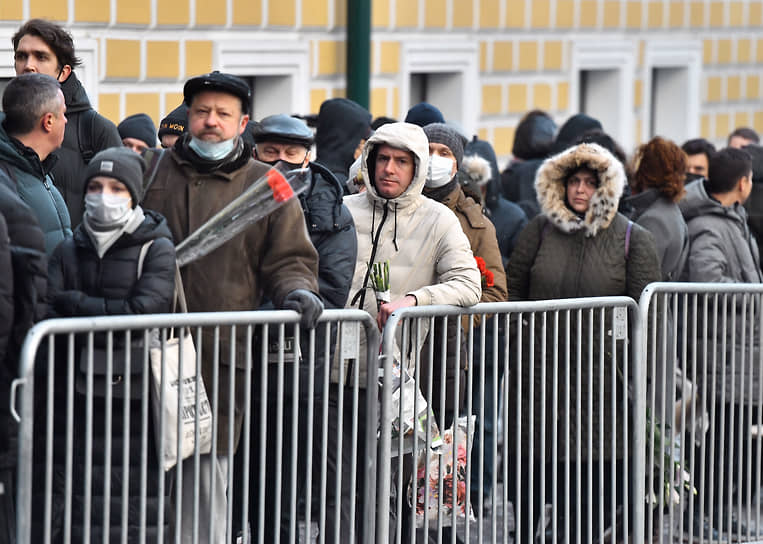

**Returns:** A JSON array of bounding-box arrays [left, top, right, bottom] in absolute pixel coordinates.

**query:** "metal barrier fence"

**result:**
[[12, 309, 379, 544], [640, 283, 763, 544], [376, 297, 645, 544]]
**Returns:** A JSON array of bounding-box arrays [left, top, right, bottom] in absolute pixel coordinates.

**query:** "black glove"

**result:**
[[281, 289, 324, 329]]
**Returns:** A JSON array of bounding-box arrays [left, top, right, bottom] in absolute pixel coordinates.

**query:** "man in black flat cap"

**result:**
[[141, 71, 322, 543]]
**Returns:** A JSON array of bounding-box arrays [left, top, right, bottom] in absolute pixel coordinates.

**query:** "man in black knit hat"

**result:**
[[118, 113, 156, 154]]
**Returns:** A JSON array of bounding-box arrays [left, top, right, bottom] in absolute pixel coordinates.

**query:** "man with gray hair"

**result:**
[[0, 72, 71, 255]]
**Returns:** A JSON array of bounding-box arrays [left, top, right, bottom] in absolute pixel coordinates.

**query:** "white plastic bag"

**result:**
[[149, 331, 213, 471]]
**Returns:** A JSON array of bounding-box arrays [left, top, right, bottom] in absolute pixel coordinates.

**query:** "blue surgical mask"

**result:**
[[189, 136, 236, 161]]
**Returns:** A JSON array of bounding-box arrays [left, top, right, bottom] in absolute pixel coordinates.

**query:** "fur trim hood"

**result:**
[[535, 142, 625, 237], [461, 154, 492, 187]]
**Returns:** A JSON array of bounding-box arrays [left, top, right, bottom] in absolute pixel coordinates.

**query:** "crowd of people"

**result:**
[[1, 17, 762, 544]]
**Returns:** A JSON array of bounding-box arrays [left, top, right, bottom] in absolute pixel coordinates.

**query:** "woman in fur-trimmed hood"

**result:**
[[505, 143, 660, 543]]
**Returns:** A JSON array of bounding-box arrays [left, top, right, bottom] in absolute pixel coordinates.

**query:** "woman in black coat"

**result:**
[[45, 147, 176, 543]]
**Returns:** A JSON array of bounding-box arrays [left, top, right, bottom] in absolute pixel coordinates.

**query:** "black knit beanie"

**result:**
[[84, 147, 146, 208], [423, 122, 466, 168], [118, 113, 157, 148], [158, 103, 188, 139]]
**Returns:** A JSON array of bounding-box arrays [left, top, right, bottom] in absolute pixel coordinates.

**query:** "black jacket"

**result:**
[[302, 161, 357, 309], [51, 72, 122, 227], [500, 158, 544, 219], [315, 98, 371, 188]]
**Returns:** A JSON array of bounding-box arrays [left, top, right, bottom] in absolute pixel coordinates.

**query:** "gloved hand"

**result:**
[[281, 289, 324, 329]]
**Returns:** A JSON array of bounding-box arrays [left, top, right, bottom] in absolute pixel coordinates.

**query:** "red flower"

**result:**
[[484, 270, 494, 288], [474, 256, 487, 274], [475, 256, 494, 289]]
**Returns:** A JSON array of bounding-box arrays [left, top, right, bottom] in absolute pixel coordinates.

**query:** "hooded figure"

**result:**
[[315, 98, 372, 188], [506, 142, 660, 543], [744, 143, 763, 260]]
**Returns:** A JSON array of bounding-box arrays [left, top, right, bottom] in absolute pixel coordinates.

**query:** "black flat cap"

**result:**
[[183, 71, 251, 114], [253, 114, 314, 147]]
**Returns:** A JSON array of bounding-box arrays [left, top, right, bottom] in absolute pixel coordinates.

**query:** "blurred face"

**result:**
[[14, 34, 70, 82], [729, 135, 755, 149], [122, 137, 149, 154], [188, 91, 248, 142], [686, 153, 709, 177], [86, 176, 132, 207], [566, 168, 598, 213], [428, 142, 458, 178], [254, 141, 310, 166], [374, 144, 416, 199]]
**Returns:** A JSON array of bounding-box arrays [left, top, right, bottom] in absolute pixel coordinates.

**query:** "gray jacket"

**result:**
[[626, 188, 689, 281], [680, 179, 762, 404]]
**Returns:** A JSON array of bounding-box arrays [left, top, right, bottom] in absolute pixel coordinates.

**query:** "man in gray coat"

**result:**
[[679, 147, 762, 536]]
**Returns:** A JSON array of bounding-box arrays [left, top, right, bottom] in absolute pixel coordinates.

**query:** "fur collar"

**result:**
[[534, 142, 625, 237]]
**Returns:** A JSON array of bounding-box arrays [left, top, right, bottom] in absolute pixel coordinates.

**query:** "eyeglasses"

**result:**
[[255, 143, 309, 163]]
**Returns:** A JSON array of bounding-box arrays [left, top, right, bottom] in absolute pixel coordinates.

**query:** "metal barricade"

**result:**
[[640, 283, 763, 544], [377, 298, 645, 544], [12, 309, 378, 544]]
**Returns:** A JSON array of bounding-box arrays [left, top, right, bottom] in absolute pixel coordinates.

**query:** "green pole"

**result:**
[[346, 0, 371, 109]]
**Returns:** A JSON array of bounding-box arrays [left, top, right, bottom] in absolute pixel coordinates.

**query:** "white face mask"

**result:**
[[85, 193, 132, 225], [426, 154, 455, 188], [189, 136, 237, 161]]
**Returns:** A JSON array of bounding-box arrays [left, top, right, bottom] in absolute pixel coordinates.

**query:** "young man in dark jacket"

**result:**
[[13, 19, 122, 226]]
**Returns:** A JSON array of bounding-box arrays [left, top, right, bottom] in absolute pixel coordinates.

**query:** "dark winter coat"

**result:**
[[142, 136, 320, 453], [52, 72, 122, 226], [625, 188, 689, 281], [461, 141, 528, 268], [0, 214, 11, 383], [680, 179, 763, 404], [507, 143, 661, 460], [0, 113, 72, 255], [500, 158, 544, 219], [43, 209, 175, 542], [315, 98, 371, 188]]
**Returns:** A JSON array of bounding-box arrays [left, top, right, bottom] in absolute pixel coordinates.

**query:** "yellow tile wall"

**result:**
[[634, 79, 642, 108], [372, 0, 390, 27], [493, 126, 515, 155], [75, 0, 110, 22], [117, 0, 151, 24], [303, 0, 329, 26], [30, 0, 67, 20], [580, 0, 598, 28], [425, 0, 447, 28], [157, 0, 190, 25], [626, 1, 642, 28], [396, 0, 419, 27], [125, 93, 160, 124], [477, 128, 489, 141], [557, 81, 569, 111], [106, 40, 141, 79], [727, 75, 741, 101], [480, 42, 488, 72], [310, 88, 328, 114], [506, 0, 525, 28], [335, 0, 347, 26], [603, 1, 621, 27], [751, 3, 763, 26], [453, 0, 474, 27], [734, 112, 749, 128], [531, 0, 551, 27], [747, 75, 760, 100], [146, 41, 180, 79], [758, 39, 763, 62], [703, 40, 714, 64], [543, 41, 563, 70], [717, 39, 732, 64], [669, 1, 684, 27], [707, 76, 722, 102], [317, 40, 346, 75], [379, 42, 400, 74], [99, 94, 121, 125], [185, 41, 214, 77], [518, 42, 538, 71], [647, 1, 663, 28], [0, 0, 23, 20], [482, 84, 503, 115], [755, 112, 763, 133], [738, 39, 752, 63], [709, 2, 724, 26], [533, 83, 552, 110], [269, 0, 296, 25], [493, 42, 513, 72], [200, 0, 229, 25], [164, 92, 184, 113], [729, 1, 744, 26], [715, 112, 730, 138], [480, 0, 501, 28], [370, 88, 387, 117], [700, 114, 711, 139], [689, 1, 705, 26], [556, 0, 575, 28], [508, 83, 527, 112]]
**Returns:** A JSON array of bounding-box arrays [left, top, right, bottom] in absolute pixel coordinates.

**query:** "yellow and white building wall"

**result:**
[[0, 0, 761, 160]]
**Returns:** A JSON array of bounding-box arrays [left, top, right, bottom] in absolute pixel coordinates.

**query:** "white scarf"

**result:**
[[83, 205, 146, 258]]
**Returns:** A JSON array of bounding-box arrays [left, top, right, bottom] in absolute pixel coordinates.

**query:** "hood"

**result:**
[[60, 72, 92, 114], [552, 113, 603, 154], [360, 122, 429, 209], [513, 113, 556, 160], [462, 138, 501, 207], [535, 142, 625, 236], [679, 178, 748, 224], [744, 144, 763, 184], [315, 98, 372, 176]]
